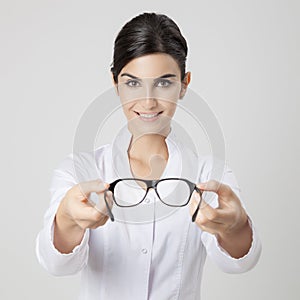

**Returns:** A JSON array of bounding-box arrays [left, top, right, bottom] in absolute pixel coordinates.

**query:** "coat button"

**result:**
[[141, 248, 148, 254]]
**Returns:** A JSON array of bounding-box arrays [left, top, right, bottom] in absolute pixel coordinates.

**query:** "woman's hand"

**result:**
[[190, 180, 253, 258], [54, 179, 113, 253]]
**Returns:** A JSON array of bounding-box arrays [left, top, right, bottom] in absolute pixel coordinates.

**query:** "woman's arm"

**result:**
[[192, 157, 262, 273]]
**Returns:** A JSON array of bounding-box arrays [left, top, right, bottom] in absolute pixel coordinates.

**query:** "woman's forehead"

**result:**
[[119, 53, 181, 79]]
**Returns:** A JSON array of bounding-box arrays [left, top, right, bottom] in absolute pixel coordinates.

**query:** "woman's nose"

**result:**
[[141, 96, 157, 109]]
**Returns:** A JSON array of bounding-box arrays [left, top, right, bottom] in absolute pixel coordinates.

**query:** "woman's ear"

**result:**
[[111, 72, 119, 96], [179, 72, 191, 99]]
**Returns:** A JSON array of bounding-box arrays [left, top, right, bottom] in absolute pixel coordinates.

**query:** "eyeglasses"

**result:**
[[103, 177, 203, 222]]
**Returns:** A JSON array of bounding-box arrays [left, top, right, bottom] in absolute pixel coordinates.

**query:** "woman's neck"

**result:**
[[127, 133, 169, 179], [128, 133, 169, 162]]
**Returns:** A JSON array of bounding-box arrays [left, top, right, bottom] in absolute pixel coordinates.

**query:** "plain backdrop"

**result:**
[[1, 0, 299, 299]]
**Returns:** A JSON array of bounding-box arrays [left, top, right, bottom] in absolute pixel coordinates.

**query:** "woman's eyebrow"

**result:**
[[158, 73, 177, 79], [120, 73, 141, 80], [120, 73, 177, 80]]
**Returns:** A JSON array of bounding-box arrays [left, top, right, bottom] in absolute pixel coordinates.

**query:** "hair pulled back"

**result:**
[[110, 12, 188, 83]]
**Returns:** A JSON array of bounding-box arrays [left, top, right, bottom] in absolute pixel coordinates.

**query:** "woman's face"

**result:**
[[113, 53, 191, 136]]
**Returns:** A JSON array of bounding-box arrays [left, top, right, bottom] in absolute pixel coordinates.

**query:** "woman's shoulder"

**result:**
[[54, 144, 112, 182]]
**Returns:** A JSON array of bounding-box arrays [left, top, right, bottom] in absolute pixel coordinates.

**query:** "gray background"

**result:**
[[1, 0, 299, 299]]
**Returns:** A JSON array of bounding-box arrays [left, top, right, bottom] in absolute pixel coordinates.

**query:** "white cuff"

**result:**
[[49, 214, 90, 256], [36, 212, 90, 276], [201, 217, 262, 273]]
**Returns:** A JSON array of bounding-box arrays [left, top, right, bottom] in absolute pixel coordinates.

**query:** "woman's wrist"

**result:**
[[53, 198, 85, 253], [217, 217, 253, 259]]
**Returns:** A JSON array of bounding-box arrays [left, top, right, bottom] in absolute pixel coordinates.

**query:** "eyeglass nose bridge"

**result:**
[[142, 179, 158, 189], [141, 180, 162, 200]]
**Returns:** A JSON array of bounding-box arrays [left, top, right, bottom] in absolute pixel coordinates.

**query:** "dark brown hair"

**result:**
[[110, 12, 188, 83]]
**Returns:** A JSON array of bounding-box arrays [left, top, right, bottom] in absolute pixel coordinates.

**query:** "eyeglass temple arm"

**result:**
[[104, 190, 115, 222], [192, 187, 202, 222]]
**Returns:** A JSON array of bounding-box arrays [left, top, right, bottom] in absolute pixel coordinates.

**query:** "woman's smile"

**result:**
[[134, 111, 163, 122]]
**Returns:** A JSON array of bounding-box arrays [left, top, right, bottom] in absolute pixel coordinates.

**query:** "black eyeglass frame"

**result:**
[[103, 177, 203, 223]]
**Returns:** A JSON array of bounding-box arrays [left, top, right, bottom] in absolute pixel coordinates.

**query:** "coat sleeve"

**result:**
[[35, 153, 90, 276], [199, 155, 262, 273]]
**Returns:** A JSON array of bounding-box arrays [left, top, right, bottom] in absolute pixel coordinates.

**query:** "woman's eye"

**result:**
[[156, 79, 172, 87], [125, 80, 140, 87]]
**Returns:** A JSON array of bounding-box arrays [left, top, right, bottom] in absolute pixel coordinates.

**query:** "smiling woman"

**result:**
[[115, 53, 187, 147], [35, 12, 262, 300]]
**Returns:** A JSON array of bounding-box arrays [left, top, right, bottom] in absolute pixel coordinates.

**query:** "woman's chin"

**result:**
[[127, 117, 171, 138]]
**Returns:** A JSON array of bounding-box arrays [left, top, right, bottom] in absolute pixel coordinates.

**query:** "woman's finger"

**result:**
[[197, 180, 233, 198], [73, 179, 109, 200], [190, 192, 228, 224], [194, 209, 225, 234]]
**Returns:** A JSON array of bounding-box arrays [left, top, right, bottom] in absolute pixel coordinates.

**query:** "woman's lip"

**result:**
[[134, 111, 163, 115], [134, 111, 163, 121]]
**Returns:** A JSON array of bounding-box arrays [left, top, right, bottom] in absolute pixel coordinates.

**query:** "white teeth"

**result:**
[[139, 113, 159, 118]]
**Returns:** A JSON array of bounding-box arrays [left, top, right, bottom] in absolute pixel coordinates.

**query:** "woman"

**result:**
[[36, 12, 261, 299]]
